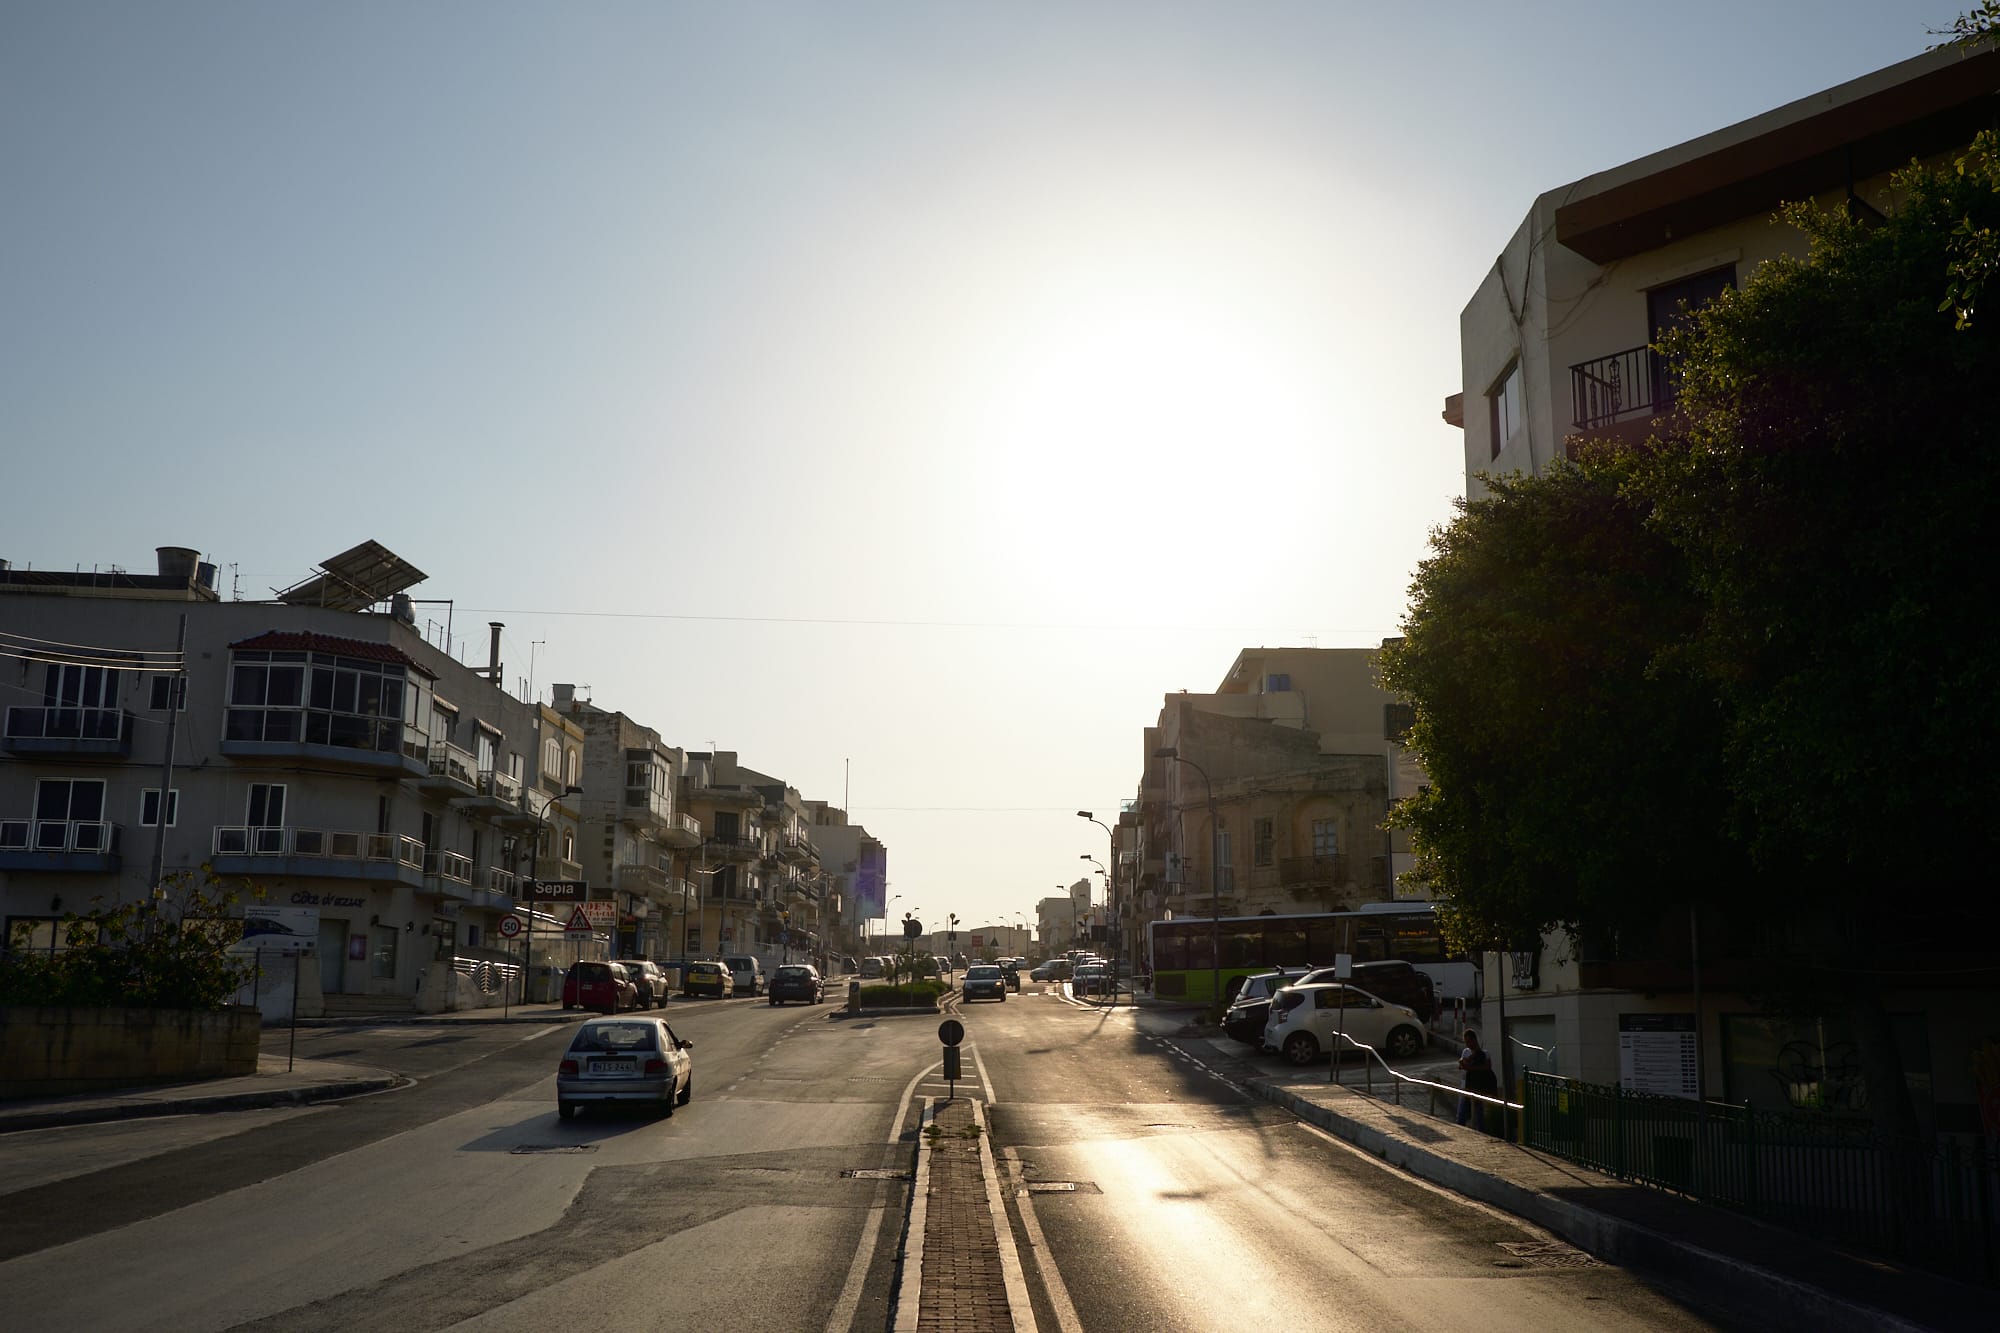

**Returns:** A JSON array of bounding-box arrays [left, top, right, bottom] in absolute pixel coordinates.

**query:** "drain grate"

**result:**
[[1496, 1240, 1602, 1268], [1024, 1180, 1100, 1194], [511, 1144, 598, 1155], [841, 1168, 911, 1180]]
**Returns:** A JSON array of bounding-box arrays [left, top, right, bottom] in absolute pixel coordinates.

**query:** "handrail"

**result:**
[[1326, 1029, 1523, 1123]]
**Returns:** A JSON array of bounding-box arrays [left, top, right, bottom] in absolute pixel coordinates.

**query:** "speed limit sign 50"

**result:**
[[498, 915, 523, 939]]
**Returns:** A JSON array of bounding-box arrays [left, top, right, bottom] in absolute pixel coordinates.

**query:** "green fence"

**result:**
[[1522, 1071, 1999, 1286]]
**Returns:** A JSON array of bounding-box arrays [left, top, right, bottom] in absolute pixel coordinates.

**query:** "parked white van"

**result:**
[[721, 955, 764, 996]]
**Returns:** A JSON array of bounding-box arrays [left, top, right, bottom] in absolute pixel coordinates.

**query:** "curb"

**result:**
[[0, 1074, 407, 1134], [280, 1012, 586, 1028], [1252, 1081, 1936, 1333]]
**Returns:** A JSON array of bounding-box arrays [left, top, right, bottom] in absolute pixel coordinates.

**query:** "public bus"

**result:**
[[1144, 903, 1476, 1006]]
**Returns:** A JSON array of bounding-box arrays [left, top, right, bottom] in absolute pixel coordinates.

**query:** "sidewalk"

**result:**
[[1123, 990, 1990, 1333], [0, 1000, 588, 1135]]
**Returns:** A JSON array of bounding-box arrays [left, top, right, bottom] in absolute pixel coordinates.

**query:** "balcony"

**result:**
[[617, 862, 673, 900], [1570, 345, 1677, 432], [3, 706, 133, 757], [455, 767, 526, 821], [778, 833, 813, 863], [475, 865, 520, 899], [659, 812, 702, 849], [692, 783, 761, 807], [211, 826, 424, 884], [533, 854, 585, 884], [221, 709, 425, 777], [421, 848, 474, 898], [0, 818, 123, 872], [417, 741, 478, 794], [1279, 855, 1348, 887], [705, 833, 763, 862]]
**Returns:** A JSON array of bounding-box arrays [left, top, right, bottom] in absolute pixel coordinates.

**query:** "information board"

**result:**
[[1618, 1013, 1699, 1099]]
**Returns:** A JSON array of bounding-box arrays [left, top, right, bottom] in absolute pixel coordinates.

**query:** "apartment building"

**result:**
[[1450, 44, 2000, 496], [1438, 48, 2000, 1125], [1134, 646, 1422, 933], [805, 802, 888, 961], [0, 542, 579, 1016]]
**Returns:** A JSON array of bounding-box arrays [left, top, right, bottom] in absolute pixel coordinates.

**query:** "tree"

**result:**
[[1633, 135, 2000, 1140], [1381, 447, 1736, 959]]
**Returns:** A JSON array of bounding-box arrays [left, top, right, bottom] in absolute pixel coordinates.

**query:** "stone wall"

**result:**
[[0, 1005, 262, 1100]]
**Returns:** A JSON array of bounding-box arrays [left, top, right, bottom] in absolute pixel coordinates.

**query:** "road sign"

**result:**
[[938, 1018, 965, 1047], [903, 918, 922, 938], [530, 879, 588, 902], [563, 905, 593, 935], [498, 915, 522, 939]]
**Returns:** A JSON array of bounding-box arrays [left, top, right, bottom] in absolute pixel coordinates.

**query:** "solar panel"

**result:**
[[276, 540, 427, 611]]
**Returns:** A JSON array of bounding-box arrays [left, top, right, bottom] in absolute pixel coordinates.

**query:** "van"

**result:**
[[859, 956, 886, 980], [721, 955, 764, 996]]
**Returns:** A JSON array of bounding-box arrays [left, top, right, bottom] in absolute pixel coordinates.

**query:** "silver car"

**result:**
[[557, 1017, 693, 1120]]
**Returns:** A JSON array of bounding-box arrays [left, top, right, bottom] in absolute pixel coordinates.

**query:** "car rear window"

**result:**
[[573, 963, 610, 981], [1275, 991, 1306, 1012], [777, 966, 811, 978], [966, 966, 1001, 978], [570, 1022, 657, 1052]]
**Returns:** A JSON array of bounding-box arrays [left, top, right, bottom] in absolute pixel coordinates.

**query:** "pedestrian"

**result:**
[[1457, 1029, 1499, 1130]]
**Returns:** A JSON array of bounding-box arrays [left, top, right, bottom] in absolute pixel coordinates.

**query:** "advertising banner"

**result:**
[[235, 906, 318, 954]]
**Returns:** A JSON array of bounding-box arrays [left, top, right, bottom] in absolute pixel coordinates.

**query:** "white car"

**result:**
[[1262, 982, 1427, 1066]]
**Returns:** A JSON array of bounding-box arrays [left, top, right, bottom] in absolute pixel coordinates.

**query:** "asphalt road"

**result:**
[[0, 984, 1738, 1331]]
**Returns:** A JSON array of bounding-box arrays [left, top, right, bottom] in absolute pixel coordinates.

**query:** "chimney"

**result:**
[[487, 622, 504, 682]]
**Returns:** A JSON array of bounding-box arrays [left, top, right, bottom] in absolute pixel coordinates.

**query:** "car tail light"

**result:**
[[643, 1058, 668, 1076], [559, 1059, 578, 1076]]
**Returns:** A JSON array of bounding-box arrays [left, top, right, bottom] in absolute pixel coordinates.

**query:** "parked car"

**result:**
[[768, 963, 824, 1005], [1029, 962, 1053, 982], [1073, 962, 1115, 997], [682, 959, 735, 999], [1263, 982, 1427, 1066], [860, 956, 887, 980], [562, 961, 637, 1014], [721, 955, 764, 996], [623, 959, 670, 1009], [961, 963, 1007, 1002], [556, 1017, 693, 1120], [1294, 960, 1438, 1022], [1221, 968, 1315, 1046]]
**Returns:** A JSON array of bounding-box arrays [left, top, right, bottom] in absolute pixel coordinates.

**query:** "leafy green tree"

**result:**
[[1381, 447, 1736, 958], [1, 868, 258, 1010]]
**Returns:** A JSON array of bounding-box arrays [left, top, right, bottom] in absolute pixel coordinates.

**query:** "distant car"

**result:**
[[721, 955, 764, 996], [769, 963, 824, 1005], [557, 1017, 693, 1120], [623, 959, 670, 1009], [999, 959, 1022, 992], [933, 956, 953, 982], [860, 956, 886, 979], [1222, 968, 1315, 1046], [1029, 962, 1053, 982], [682, 960, 735, 999], [961, 964, 1007, 1002], [1263, 982, 1427, 1066], [563, 961, 636, 1014]]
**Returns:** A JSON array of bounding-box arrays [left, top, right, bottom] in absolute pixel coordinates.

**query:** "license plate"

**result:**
[[593, 1059, 635, 1073]]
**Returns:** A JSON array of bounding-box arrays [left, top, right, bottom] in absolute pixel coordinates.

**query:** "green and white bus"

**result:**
[[1145, 903, 1475, 1006]]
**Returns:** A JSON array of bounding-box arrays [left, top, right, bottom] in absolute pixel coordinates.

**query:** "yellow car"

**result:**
[[682, 960, 736, 999]]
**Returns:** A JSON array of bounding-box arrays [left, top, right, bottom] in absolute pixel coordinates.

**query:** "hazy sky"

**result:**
[[1, 2, 1941, 935]]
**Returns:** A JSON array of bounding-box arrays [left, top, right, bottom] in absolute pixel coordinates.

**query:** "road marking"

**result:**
[[970, 1041, 996, 1102], [518, 1025, 564, 1044], [1002, 1145, 1083, 1333]]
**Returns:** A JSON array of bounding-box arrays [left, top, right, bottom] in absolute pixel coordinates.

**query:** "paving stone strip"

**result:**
[[917, 1096, 1015, 1332]]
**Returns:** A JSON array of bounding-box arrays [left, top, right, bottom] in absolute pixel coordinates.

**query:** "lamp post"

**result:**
[[883, 893, 902, 956], [1153, 746, 1220, 1013], [1014, 911, 1028, 960], [1078, 809, 1118, 971]]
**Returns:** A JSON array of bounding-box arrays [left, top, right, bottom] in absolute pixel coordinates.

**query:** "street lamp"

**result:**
[[1153, 746, 1221, 1014], [1078, 810, 1118, 971]]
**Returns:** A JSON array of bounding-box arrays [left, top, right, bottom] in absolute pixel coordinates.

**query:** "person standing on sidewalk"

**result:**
[[1457, 1029, 1499, 1130]]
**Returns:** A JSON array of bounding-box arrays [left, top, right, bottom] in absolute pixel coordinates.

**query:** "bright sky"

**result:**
[[1, 2, 1940, 934]]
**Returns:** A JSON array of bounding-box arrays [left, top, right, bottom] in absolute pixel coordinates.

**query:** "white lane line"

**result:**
[[823, 1060, 938, 1333], [518, 1024, 564, 1044], [1001, 1145, 1083, 1333], [972, 1098, 1033, 1331], [891, 1096, 939, 1333]]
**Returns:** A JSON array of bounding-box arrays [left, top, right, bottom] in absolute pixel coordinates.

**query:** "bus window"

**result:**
[[1220, 923, 1261, 968], [1307, 921, 1342, 960], [1154, 926, 1189, 971], [1268, 924, 1308, 967]]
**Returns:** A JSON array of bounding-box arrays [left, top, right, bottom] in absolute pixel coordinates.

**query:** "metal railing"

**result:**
[[1570, 344, 1670, 429], [477, 768, 523, 806], [0, 818, 122, 854], [422, 848, 473, 884], [4, 705, 126, 741], [213, 826, 424, 868], [1522, 1072, 2000, 1283], [475, 865, 520, 897], [426, 741, 477, 788], [1325, 1029, 1522, 1130]]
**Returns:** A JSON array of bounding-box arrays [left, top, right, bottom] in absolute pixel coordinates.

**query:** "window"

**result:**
[[149, 675, 187, 711], [45, 663, 117, 709], [247, 783, 286, 827], [1253, 818, 1274, 867], [1311, 819, 1337, 858], [1489, 360, 1522, 459], [475, 728, 497, 774], [565, 747, 581, 788], [542, 738, 562, 784], [1265, 674, 1290, 693], [226, 649, 409, 754], [33, 779, 106, 849], [430, 704, 457, 746], [141, 788, 180, 827]]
